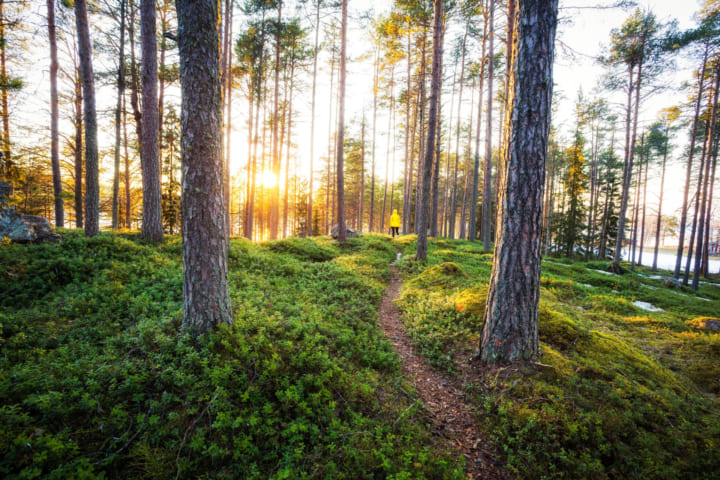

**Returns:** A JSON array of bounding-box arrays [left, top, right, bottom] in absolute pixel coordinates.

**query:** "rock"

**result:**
[[0, 181, 61, 243], [687, 317, 720, 332], [661, 277, 682, 289], [330, 224, 358, 239]]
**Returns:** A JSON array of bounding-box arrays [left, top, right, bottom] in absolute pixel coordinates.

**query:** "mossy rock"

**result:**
[[408, 262, 466, 288], [539, 306, 585, 350], [453, 287, 488, 316], [686, 317, 720, 332]]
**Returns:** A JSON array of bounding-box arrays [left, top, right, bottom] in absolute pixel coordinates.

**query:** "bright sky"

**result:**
[[9, 0, 709, 223]]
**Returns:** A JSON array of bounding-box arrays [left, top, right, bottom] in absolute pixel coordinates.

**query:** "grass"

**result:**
[[393, 235, 720, 479], [0, 230, 463, 479]]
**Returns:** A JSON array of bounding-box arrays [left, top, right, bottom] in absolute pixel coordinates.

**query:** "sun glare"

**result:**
[[259, 170, 277, 188]]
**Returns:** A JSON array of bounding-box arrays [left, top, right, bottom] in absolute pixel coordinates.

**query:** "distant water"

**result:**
[[621, 249, 720, 274]]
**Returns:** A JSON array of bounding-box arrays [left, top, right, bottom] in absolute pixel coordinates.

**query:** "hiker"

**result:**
[[390, 209, 401, 238]]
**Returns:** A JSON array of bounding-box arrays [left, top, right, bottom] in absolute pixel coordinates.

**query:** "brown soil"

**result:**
[[379, 265, 511, 480]]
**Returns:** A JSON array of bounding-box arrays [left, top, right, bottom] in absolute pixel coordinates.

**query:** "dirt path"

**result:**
[[379, 265, 508, 480]]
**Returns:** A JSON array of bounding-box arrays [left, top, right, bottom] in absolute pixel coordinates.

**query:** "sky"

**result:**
[[8, 0, 711, 226]]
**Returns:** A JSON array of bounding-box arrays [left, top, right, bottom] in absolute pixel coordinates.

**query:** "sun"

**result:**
[[258, 170, 277, 188]]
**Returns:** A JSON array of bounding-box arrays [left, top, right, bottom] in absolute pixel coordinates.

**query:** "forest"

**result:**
[[1, 0, 719, 478]]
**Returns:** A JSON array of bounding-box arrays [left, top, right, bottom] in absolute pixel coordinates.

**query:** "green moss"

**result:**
[[538, 305, 586, 350], [452, 287, 487, 316]]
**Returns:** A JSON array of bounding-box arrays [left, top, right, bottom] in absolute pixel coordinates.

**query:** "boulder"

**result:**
[[330, 224, 358, 239], [661, 277, 682, 289], [687, 317, 720, 332], [0, 181, 61, 243]]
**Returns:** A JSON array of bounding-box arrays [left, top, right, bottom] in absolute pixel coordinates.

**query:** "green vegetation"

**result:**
[[0, 231, 463, 479], [394, 235, 720, 479]]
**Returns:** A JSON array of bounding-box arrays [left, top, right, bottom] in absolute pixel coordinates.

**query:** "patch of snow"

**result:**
[[593, 269, 617, 276], [578, 283, 595, 288], [633, 301, 664, 312], [643, 285, 659, 290]]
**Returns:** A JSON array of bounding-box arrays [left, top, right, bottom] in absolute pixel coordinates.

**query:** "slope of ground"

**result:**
[[0, 231, 464, 479], [393, 235, 720, 479]]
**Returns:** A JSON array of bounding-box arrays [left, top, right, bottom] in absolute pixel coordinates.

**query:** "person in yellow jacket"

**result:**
[[389, 209, 401, 238]]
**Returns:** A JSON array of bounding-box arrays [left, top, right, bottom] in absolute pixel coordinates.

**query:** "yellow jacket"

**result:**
[[389, 210, 401, 228]]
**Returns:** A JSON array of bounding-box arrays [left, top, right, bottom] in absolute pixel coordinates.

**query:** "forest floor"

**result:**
[[378, 264, 509, 479]]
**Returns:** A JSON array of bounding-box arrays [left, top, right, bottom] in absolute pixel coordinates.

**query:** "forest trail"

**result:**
[[379, 264, 509, 480]]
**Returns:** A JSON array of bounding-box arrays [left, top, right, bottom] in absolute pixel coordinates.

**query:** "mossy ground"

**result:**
[[0, 231, 463, 479], [393, 235, 720, 479]]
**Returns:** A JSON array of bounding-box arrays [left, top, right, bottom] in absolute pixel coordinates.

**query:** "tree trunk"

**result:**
[[382, 65, 395, 233], [612, 59, 641, 270], [414, 32, 428, 235], [693, 68, 719, 289], [459, 77, 476, 240], [652, 125, 669, 271], [470, 5, 489, 242], [269, 1, 282, 240], [140, 0, 163, 241], [449, 23, 469, 238], [48, 0, 64, 227], [112, 0, 126, 230], [430, 47, 443, 238], [123, 89, 131, 228], [75, 0, 99, 237], [684, 123, 709, 285], [307, 0, 320, 236], [630, 141, 642, 271], [369, 49, 379, 232], [177, 0, 232, 334], [702, 133, 718, 278], [74, 66, 83, 228], [480, 0, 557, 363], [336, 0, 347, 242], [283, 47, 295, 238], [481, 1, 495, 251], [0, 1, 10, 178], [638, 140, 649, 266], [675, 46, 708, 279], [416, 0, 442, 260], [402, 26, 412, 234]]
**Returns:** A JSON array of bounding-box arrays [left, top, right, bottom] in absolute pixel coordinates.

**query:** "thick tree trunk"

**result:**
[[140, 0, 163, 241], [75, 0, 99, 237], [48, 0, 64, 227], [336, 0, 347, 242], [177, 0, 232, 334], [416, 0, 442, 260], [480, 0, 557, 363]]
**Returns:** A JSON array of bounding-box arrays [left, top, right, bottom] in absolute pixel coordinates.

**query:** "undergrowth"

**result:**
[[393, 235, 720, 479], [0, 230, 463, 479]]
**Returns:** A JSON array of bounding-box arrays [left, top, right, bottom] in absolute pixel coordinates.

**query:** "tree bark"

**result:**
[[652, 124, 669, 271], [74, 66, 83, 228], [675, 46, 708, 279], [416, 0, 442, 260], [112, 0, 126, 230], [140, 0, 163, 241], [481, 1, 495, 251], [75, 0, 99, 237], [48, 0, 64, 227], [480, 0, 557, 363], [336, 0, 347, 242], [177, 0, 232, 334], [470, 4, 489, 242], [307, 0, 320, 236]]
